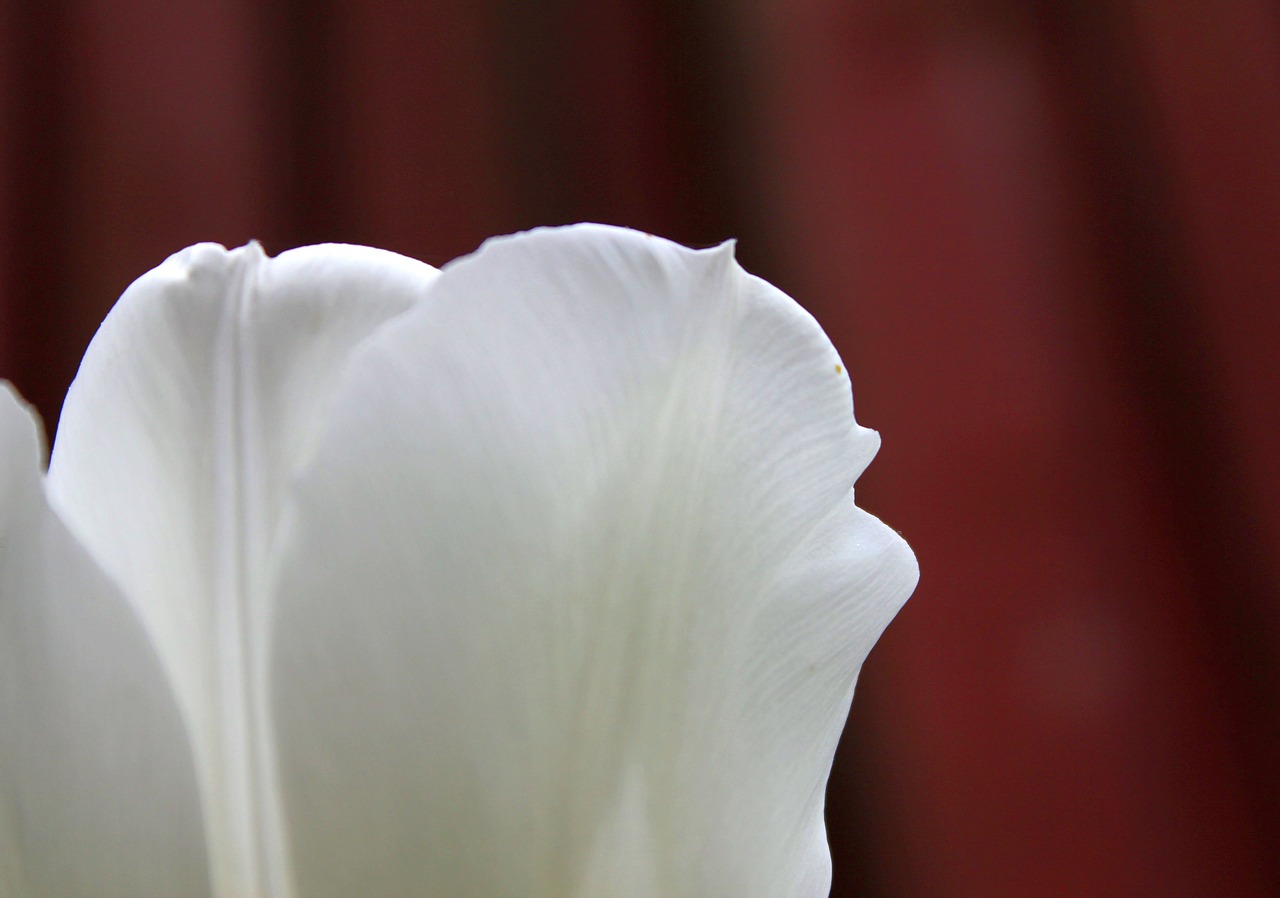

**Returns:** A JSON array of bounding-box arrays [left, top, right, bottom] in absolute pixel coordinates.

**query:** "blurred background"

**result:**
[[2, 1, 1277, 895]]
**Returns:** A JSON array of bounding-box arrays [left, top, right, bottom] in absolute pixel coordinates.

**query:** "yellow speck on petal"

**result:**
[[834, 363, 843, 374]]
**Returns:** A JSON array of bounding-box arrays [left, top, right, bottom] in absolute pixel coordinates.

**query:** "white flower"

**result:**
[[0, 224, 917, 898]]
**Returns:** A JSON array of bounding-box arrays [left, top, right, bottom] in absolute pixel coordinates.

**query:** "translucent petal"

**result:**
[[270, 225, 918, 897], [44, 243, 437, 896], [0, 385, 209, 897]]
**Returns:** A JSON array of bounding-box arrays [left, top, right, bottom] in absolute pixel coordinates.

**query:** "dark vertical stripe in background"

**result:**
[[1037, 0, 1279, 882], [265, 0, 345, 248], [2, 1, 1277, 895], [5, 0, 78, 426]]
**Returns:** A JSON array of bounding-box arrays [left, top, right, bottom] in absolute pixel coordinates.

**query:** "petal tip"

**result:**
[[710, 236, 739, 258], [240, 238, 269, 261], [165, 241, 233, 269], [0, 381, 47, 505], [0, 381, 46, 447]]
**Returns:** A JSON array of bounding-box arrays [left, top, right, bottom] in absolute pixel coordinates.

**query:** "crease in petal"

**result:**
[[269, 224, 917, 897], [43, 244, 437, 898], [571, 765, 660, 898], [0, 384, 209, 898]]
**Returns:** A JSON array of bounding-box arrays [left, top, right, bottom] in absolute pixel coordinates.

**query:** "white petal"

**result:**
[[0, 385, 209, 897], [44, 243, 437, 896], [270, 225, 918, 896]]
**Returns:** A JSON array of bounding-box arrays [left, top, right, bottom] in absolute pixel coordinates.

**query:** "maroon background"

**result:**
[[2, 2, 1277, 895]]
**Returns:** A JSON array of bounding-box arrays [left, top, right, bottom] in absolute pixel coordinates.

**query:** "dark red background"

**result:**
[[2, 2, 1277, 895]]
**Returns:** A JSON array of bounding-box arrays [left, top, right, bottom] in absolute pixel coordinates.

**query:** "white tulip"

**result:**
[[0, 224, 917, 898]]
